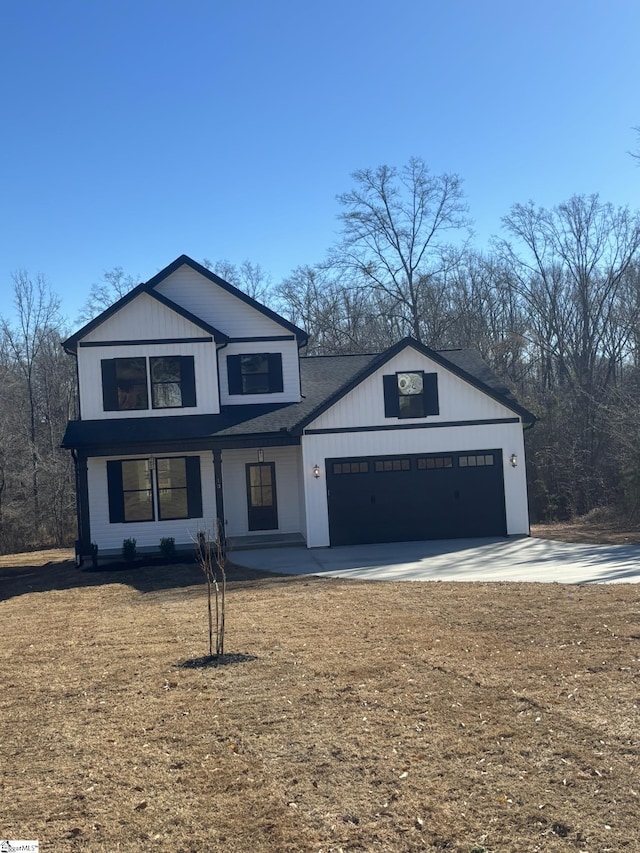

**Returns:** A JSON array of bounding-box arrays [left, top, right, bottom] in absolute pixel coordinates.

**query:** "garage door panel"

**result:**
[[326, 451, 506, 546]]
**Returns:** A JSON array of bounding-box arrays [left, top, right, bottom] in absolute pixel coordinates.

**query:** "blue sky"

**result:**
[[2, 0, 640, 327]]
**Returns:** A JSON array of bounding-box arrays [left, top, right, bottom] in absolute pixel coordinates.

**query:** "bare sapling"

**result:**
[[195, 521, 227, 657]]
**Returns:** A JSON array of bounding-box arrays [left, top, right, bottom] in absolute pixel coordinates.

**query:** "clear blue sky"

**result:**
[[2, 0, 639, 327]]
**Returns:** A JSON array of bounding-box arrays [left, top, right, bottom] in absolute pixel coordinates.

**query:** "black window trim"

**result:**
[[227, 351, 284, 396], [383, 370, 439, 419], [101, 355, 197, 412], [107, 455, 202, 524]]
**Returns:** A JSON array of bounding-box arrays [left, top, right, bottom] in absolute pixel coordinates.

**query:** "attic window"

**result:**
[[398, 372, 425, 418], [383, 371, 439, 419]]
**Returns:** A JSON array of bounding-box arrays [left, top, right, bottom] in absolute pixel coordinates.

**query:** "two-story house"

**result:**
[[62, 254, 535, 558]]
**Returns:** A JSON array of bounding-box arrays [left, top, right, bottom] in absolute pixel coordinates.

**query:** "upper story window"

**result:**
[[227, 353, 284, 395], [383, 370, 439, 419], [101, 356, 196, 412], [151, 357, 184, 408]]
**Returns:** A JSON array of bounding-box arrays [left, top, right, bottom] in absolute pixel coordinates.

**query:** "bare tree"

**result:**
[[1, 274, 62, 523], [332, 157, 470, 342], [195, 524, 227, 658], [77, 267, 138, 322], [498, 195, 640, 516], [202, 258, 273, 304]]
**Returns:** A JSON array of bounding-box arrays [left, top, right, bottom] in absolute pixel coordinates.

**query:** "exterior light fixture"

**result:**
[[258, 449, 264, 463], [313, 464, 320, 479], [148, 457, 155, 470], [509, 454, 518, 468]]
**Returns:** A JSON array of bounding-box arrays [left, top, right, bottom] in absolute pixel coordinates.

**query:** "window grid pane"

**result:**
[[156, 457, 189, 520], [332, 461, 369, 475], [115, 358, 148, 410], [374, 459, 410, 472], [150, 357, 183, 409]]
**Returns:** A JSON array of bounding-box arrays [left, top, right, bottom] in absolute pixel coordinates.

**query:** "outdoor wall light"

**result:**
[[148, 457, 155, 470], [313, 464, 320, 479], [509, 454, 518, 468], [258, 449, 264, 463]]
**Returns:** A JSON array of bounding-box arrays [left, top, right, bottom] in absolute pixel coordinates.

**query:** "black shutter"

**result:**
[[106, 460, 125, 523], [185, 456, 203, 518], [180, 356, 197, 407], [383, 374, 400, 417], [423, 372, 439, 415], [268, 353, 284, 392], [101, 360, 119, 411], [227, 355, 243, 395]]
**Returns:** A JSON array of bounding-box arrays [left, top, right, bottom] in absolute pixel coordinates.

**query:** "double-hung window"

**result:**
[[227, 353, 284, 395], [107, 456, 202, 523], [101, 356, 196, 412]]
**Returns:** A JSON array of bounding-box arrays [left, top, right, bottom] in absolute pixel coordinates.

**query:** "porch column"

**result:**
[[212, 448, 225, 543]]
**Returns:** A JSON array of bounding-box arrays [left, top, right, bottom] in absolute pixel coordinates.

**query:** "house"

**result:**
[[61, 254, 536, 558]]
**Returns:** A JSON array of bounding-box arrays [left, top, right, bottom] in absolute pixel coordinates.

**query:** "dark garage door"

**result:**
[[326, 450, 506, 546]]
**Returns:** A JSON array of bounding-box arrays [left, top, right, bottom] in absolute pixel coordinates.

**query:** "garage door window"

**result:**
[[417, 456, 453, 469], [459, 454, 494, 467], [332, 461, 369, 474], [374, 458, 410, 472]]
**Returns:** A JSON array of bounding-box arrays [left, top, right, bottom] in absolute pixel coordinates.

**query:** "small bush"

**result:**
[[122, 537, 137, 562], [159, 536, 176, 560]]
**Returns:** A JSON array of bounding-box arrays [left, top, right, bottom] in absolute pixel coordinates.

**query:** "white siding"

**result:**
[[88, 452, 216, 553], [309, 349, 517, 430], [154, 265, 289, 337], [302, 423, 530, 547], [78, 339, 219, 420], [81, 291, 211, 342], [221, 446, 303, 538], [301, 344, 530, 547], [218, 340, 301, 405]]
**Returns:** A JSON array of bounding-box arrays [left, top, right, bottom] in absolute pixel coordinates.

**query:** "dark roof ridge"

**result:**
[[294, 337, 536, 430], [146, 255, 308, 345], [62, 254, 308, 352], [62, 285, 227, 353]]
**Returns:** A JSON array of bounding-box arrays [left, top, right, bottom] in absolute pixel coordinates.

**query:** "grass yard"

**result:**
[[1, 548, 639, 852]]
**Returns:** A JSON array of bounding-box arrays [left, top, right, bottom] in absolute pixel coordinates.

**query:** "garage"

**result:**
[[326, 450, 506, 546]]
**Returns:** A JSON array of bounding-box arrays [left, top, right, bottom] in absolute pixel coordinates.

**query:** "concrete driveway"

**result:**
[[234, 536, 640, 584]]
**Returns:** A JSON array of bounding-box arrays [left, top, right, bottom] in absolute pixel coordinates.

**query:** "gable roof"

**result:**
[[293, 337, 536, 429], [62, 254, 308, 353], [62, 284, 227, 354], [146, 255, 308, 344], [61, 342, 535, 451]]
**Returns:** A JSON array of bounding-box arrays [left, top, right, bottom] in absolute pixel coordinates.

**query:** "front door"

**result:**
[[246, 462, 278, 530]]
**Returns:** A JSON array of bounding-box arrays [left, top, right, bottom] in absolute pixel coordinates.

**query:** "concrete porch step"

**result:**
[[227, 533, 306, 551]]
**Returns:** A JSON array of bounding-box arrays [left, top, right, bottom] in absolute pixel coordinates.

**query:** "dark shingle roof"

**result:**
[[61, 343, 534, 451]]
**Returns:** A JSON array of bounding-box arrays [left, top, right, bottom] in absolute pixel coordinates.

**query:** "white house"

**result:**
[[62, 255, 536, 558]]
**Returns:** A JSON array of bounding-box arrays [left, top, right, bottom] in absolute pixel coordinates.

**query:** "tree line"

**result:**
[[3, 156, 640, 553]]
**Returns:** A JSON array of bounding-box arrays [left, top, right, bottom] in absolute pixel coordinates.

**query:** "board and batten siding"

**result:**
[[309, 349, 518, 430], [221, 446, 303, 538], [80, 292, 212, 344], [153, 265, 288, 338], [78, 339, 220, 420], [301, 423, 529, 547], [87, 452, 216, 553], [218, 340, 301, 405]]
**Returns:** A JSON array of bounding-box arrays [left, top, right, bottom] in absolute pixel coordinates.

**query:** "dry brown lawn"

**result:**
[[1, 539, 639, 852]]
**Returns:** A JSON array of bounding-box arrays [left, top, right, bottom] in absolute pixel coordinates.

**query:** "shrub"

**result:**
[[159, 536, 176, 560], [122, 537, 137, 562]]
